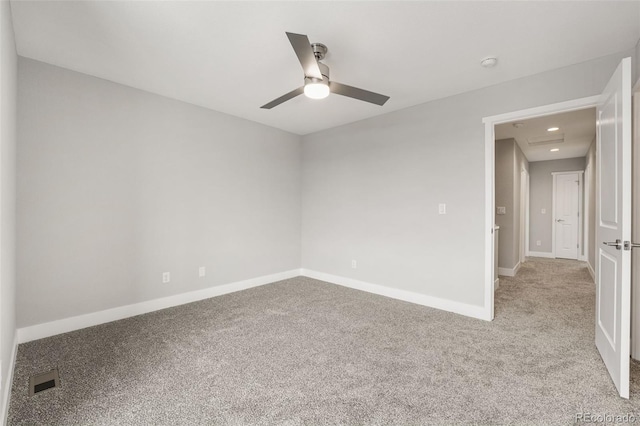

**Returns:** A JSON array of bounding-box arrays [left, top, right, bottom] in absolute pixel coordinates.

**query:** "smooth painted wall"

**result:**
[[585, 140, 596, 273], [301, 51, 631, 308], [528, 157, 586, 254], [17, 58, 302, 328], [512, 141, 529, 267], [494, 139, 529, 270], [0, 0, 17, 411], [495, 139, 514, 269]]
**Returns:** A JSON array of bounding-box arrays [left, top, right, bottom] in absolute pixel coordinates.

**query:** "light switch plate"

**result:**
[[438, 204, 446, 215], [496, 206, 506, 215]]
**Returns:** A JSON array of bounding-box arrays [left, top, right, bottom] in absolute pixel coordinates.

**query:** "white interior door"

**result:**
[[595, 57, 632, 399], [554, 173, 580, 259]]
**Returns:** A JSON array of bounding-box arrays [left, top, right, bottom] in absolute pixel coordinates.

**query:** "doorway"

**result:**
[[484, 55, 636, 400], [493, 108, 593, 277], [484, 96, 599, 322]]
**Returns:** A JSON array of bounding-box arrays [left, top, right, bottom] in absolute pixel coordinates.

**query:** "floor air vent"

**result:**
[[29, 369, 60, 396]]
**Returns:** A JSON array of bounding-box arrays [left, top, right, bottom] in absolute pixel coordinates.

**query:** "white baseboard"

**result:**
[[587, 262, 595, 283], [528, 251, 555, 259], [17, 269, 301, 344], [300, 269, 488, 321], [497, 268, 511, 276], [494, 278, 500, 291], [498, 262, 521, 277], [1, 331, 18, 425]]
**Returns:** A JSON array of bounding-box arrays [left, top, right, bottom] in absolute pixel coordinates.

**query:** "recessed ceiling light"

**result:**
[[550, 148, 560, 152], [480, 57, 498, 68], [547, 127, 559, 132]]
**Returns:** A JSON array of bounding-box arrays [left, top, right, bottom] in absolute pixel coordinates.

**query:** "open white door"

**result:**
[[595, 57, 632, 399]]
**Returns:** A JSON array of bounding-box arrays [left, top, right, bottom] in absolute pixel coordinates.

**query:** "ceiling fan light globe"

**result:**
[[304, 82, 330, 99]]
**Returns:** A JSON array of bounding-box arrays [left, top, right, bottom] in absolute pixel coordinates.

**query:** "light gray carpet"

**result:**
[[8, 258, 640, 425]]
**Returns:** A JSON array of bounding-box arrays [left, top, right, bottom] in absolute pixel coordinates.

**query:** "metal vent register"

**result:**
[[29, 369, 60, 396]]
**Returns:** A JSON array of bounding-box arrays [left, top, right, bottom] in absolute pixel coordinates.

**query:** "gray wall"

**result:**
[[14, 47, 639, 327], [494, 139, 529, 270], [17, 58, 302, 328], [585, 139, 596, 272], [513, 141, 529, 267], [301, 50, 631, 308], [528, 157, 586, 254], [495, 139, 514, 269], [1, 0, 17, 406]]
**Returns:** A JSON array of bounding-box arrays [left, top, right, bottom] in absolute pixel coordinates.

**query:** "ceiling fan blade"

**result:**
[[286, 32, 323, 80], [329, 82, 390, 106], [260, 87, 304, 109]]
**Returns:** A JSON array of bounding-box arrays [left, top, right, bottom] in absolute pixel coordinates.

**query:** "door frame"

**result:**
[[584, 157, 593, 273], [551, 171, 584, 260], [482, 95, 599, 321], [631, 79, 640, 360]]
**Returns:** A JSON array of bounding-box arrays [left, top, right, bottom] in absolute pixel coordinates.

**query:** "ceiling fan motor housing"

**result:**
[[305, 62, 330, 86], [318, 62, 330, 79]]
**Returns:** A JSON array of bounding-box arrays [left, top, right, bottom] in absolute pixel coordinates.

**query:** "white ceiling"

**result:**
[[10, 1, 640, 135], [495, 108, 596, 162]]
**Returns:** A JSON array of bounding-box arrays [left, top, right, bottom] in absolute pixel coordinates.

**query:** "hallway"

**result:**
[[494, 257, 640, 418]]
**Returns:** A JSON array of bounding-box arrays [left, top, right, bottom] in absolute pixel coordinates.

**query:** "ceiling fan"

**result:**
[[261, 32, 390, 109]]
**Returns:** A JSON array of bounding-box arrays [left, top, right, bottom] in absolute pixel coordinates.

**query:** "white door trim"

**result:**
[[631, 82, 640, 361], [483, 95, 599, 321], [552, 171, 584, 260], [584, 159, 592, 266], [525, 170, 530, 258]]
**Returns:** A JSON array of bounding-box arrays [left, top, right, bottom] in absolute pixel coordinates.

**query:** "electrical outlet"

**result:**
[[162, 272, 170, 283], [541, 208, 546, 214], [198, 267, 205, 277], [438, 203, 446, 215], [536, 240, 541, 247], [351, 260, 357, 269]]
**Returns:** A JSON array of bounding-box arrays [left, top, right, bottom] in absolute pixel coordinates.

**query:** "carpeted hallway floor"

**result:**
[[8, 258, 640, 425]]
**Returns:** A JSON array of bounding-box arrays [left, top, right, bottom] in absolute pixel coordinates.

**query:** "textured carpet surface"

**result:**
[[8, 258, 640, 425]]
